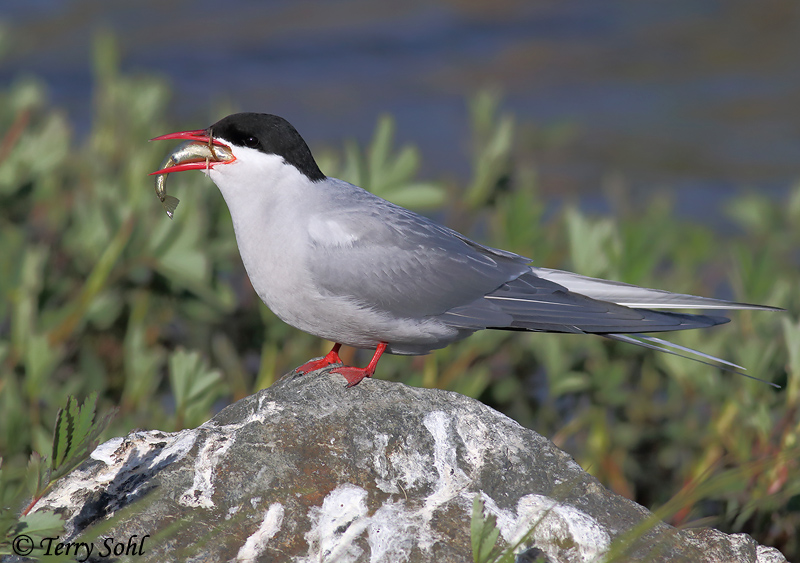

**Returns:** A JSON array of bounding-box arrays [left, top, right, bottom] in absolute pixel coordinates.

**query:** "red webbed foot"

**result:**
[[295, 343, 343, 374], [330, 342, 387, 387]]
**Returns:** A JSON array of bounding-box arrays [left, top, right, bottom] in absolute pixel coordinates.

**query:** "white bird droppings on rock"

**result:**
[[179, 433, 235, 508], [367, 501, 421, 563], [235, 503, 285, 562], [422, 411, 471, 506], [300, 484, 370, 563], [476, 492, 611, 562]]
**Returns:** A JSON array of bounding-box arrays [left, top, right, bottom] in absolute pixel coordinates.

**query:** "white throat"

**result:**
[[203, 146, 325, 324]]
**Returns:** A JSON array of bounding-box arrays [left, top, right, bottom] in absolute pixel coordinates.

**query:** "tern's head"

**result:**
[[150, 113, 326, 194], [207, 113, 326, 184]]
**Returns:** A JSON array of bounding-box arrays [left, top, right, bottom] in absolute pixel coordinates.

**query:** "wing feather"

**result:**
[[532, 267, 781, 311], [306, 186, 531, 318]]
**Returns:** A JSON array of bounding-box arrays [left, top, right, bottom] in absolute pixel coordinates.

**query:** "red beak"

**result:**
[[149, 129, 233, 175]]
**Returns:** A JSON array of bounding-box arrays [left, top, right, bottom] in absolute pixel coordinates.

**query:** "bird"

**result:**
[[150, 112, 781, 388]]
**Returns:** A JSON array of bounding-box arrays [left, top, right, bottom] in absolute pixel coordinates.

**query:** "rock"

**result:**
[[27, 370, 785, 563]]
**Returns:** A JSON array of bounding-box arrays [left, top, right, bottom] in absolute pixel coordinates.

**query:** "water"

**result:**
[[3, 0, 799, 218]]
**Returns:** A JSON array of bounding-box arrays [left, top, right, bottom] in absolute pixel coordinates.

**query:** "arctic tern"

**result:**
[[150, 113, 780, 387]]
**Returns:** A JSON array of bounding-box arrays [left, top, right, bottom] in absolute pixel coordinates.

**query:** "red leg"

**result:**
[[295, 343, 343, 374], [331, 342, 388, 387]]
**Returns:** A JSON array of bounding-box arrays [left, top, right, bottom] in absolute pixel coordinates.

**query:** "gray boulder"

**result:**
[[29, 370, 785, 562]]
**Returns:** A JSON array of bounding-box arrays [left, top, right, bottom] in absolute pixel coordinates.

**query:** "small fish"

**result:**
[[154, 140, 233, 218]]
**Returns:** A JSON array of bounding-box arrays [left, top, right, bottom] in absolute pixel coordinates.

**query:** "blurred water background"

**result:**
[[3, 0, 799, 222]]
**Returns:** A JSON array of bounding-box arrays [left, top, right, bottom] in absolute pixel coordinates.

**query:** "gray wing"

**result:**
[[441, 269, 780, 384], [307, 182, 776, 334], [451, 273, 731, 334], [306, 188, 531, 320]]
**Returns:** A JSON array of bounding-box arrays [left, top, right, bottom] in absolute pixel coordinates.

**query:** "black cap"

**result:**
[[209, 113, 326, 182]]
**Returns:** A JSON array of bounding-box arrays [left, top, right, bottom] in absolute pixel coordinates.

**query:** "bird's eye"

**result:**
[[243, 136, 259, 149]]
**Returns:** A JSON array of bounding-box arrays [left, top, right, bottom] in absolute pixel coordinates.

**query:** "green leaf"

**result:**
[[11, 245, 47, 360], [550, 371, 591, 397], [465, 90, 515, 209], [24, 333, 63, 397], [169, 349, 224, 429], [48, 393, 117, 484], [564, 207, 622, 279], [471, 495, 485, 560], [122, 292, 166, 406], [51, 397, 74, 469], [25, 452, 47, 501], [783, 317, 800, 409], [382, 183, 446, 209], [471, 495, 503, 563], [0, 510, 64, 557], [15, 510, 64, 536], [368, 114, 395, 190]]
